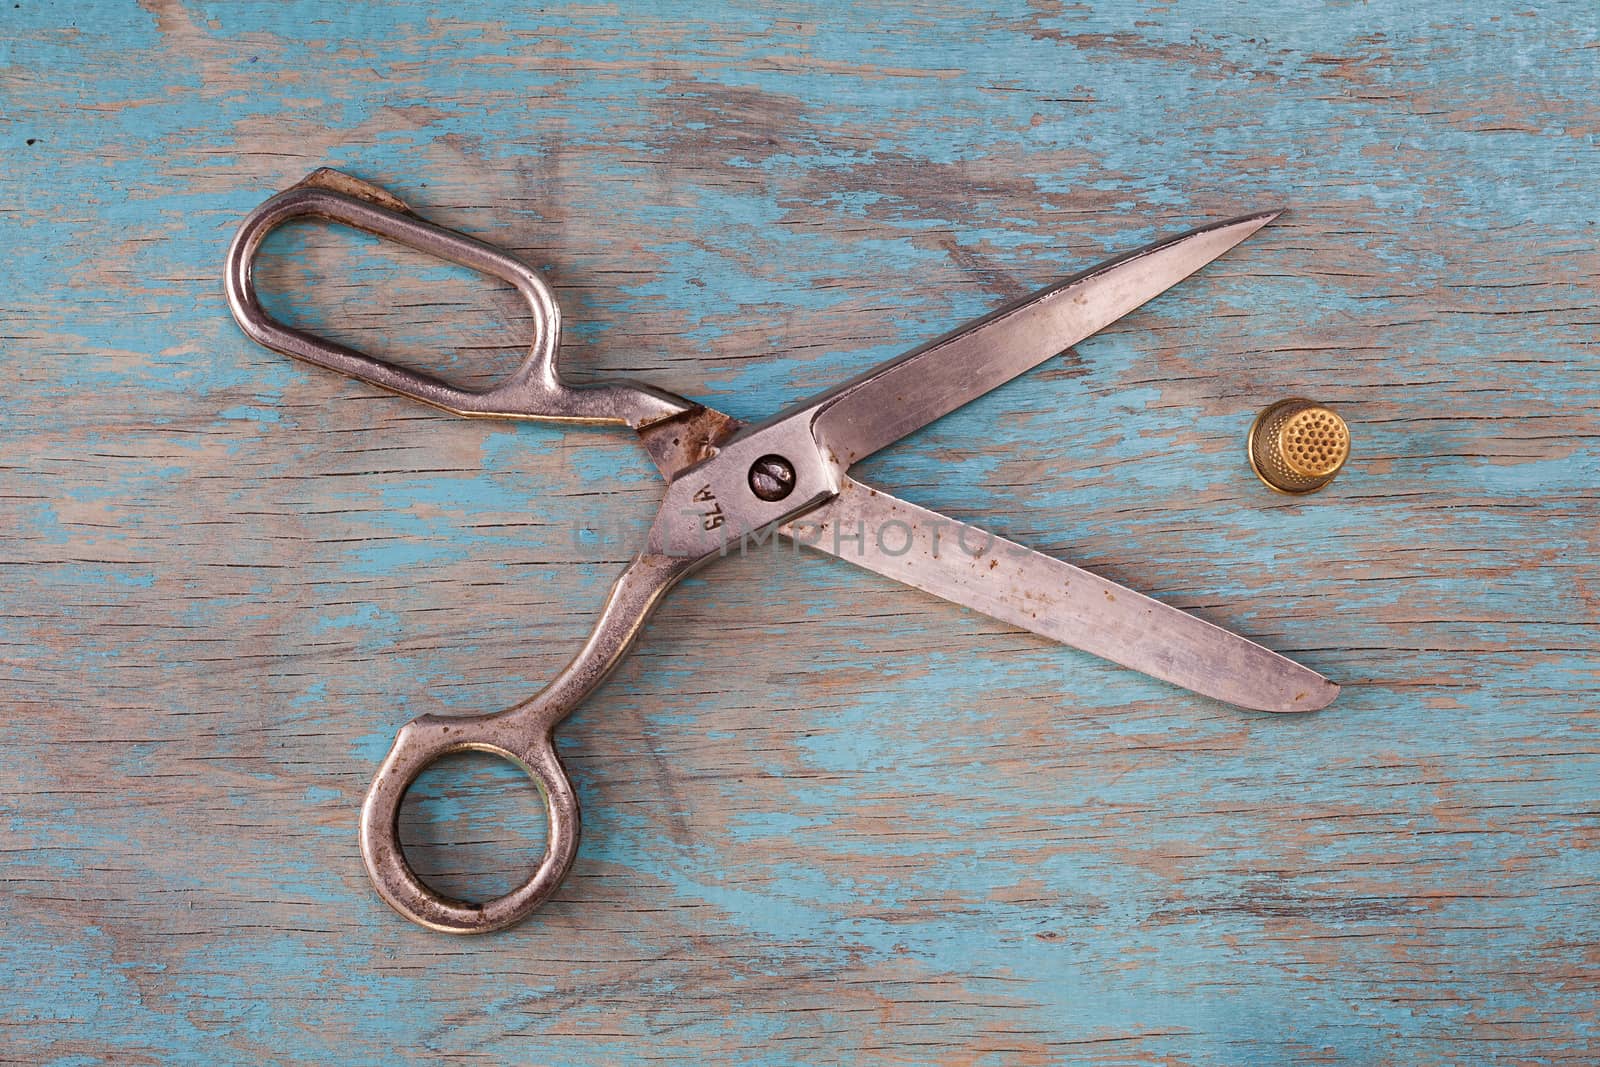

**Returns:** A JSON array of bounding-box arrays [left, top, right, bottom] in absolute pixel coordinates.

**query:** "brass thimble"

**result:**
[[1248, 399, 1350, 494]]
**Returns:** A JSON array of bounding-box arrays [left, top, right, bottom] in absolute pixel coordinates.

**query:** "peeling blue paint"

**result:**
[[6, 1, 1600, 1062]]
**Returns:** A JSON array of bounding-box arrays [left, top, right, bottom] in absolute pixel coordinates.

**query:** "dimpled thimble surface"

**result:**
[[1248, 399, 1350, 494]]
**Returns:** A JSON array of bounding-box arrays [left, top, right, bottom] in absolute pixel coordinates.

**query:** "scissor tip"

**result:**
[[1206, 208, 1285, 246], [1232, 207, 1284, 226], [1282, 676, 1339, 713]]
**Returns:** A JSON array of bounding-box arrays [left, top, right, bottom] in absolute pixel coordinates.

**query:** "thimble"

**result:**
[[1248, 399, 1350, 494]]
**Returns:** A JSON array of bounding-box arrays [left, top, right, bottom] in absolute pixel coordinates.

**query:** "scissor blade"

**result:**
[[781, 477, 1337, 713], [807, 211, 1279, 469]]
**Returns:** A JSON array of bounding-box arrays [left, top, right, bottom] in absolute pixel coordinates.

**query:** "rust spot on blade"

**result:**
[[636, 405, 744, 479]]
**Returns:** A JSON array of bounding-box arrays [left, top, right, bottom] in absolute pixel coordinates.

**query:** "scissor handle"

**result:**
[[359, 552, 697, 933], [224, 168, 689, 428]]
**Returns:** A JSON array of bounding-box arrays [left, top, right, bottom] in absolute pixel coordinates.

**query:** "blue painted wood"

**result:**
[[3, 2, 1597, 1062]]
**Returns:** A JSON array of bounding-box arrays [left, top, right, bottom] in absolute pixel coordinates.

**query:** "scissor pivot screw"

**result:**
[[748, 454, 796, 501]]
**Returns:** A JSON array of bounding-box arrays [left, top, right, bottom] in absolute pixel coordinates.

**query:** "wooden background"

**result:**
[[3, 2, 1597, 1063]]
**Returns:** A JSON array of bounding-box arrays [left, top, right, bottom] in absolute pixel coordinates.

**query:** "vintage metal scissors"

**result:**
[[225, 169, 1338, 934]]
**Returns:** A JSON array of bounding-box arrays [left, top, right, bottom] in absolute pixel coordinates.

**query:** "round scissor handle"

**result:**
[[357, 552, 700, 933], [359, 711, 579, 934]]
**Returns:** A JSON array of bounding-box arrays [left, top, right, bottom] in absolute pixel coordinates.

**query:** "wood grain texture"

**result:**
[[3, 2, 1597, 1063]]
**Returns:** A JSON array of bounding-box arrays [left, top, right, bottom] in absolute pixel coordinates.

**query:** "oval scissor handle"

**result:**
[[359, 552, 698, 933], [224, 168, 689, 428]]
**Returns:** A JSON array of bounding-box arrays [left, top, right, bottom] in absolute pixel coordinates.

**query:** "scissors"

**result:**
[[225, 169, 1339, 934]]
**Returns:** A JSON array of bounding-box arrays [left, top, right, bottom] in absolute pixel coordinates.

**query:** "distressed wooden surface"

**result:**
[[3, 2, 1598, 1063]]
